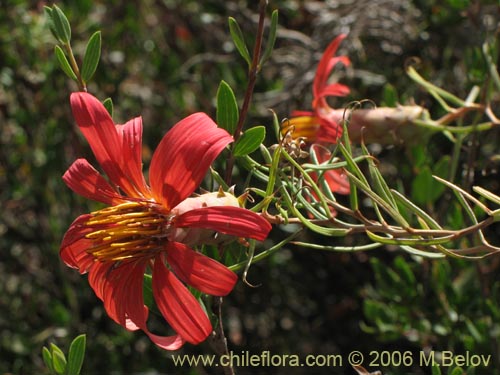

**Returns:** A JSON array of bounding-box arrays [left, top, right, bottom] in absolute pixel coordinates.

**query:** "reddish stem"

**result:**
[[224, 0, 268, 185]]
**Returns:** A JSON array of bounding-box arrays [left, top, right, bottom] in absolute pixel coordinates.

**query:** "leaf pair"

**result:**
[[42, 335, 86, 375], [45, 5, 101, 87], [228, 9, 278, 68], [216, 81, 265, 156]]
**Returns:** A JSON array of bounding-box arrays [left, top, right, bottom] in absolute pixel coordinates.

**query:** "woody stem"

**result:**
[[224, 0, 268, 185]]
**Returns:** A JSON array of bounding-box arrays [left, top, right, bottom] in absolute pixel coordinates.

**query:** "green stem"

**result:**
[[63, 42, 86, 91], [412, 119, 495, 134], [228, 230, 302, 272]]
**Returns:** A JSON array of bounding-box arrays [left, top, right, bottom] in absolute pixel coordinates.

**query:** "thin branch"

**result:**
[[225, 0, 268, 185]]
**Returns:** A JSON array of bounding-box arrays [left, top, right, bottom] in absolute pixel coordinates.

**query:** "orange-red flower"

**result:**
[[283, 34, 351, 143], [61, 92, 271, 350], [283, 35, 351, 196]]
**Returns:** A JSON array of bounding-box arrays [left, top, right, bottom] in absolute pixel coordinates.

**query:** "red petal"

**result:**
[[290, 110, 314, 117], [116, 117, 150, 198], [70, 92, 146, 198], [324, 169, 350, 195], [152, 257, 212, 344], [317, 83, 351, 99], [313, 34, 348, 99], [63, 159, 124, 205], [167, 242, 237, 296], [143, 330, 185, 351], [175, 206, 272, 241], [87, 259, 186, 350], [60, 214, 96, 273], [88, 261, 123, 325], [149, 113, 232, 210]]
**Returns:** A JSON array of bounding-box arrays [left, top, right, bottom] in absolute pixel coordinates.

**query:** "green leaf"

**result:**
[[448, 367, 465, 375], [260, 9, 278, 64], [473, 186, 500, 206], [54, 46, 77, 81], [412, 166, 445, 205], [393, 256, 416, 286], [51, 5, 71, 44], [216, 81, 239, 134], [366, 231, 454, 246], [50, 344, 67, 375], [382, 83, 399, 107], [81, 31, 101, 84], [102, 98, 113, 117], [228, 17, 251, 66], [44, 6, 58, 41], [431, 363, 442, 375], [233, 126, 266, 157], [362, 142, 398, 211], [42, 346, 55, 373], [143, 274, 153, 308], [66, 335, 86, 375]]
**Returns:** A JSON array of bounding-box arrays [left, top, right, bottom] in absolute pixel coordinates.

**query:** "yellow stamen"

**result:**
[[84, 201, 172, 262]]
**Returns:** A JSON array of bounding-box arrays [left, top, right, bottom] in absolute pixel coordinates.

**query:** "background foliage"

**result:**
[[1, 0, 499, 374]]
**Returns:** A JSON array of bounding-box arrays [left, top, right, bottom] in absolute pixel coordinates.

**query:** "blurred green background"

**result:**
[[1, 0, 500, 374]]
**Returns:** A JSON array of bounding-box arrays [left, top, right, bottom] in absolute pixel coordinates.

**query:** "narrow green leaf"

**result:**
[[400, 245, 445, 258], [52, 5, 71, 44], [102, 98, 113, 117], [338, 142, 366, 211], [366, 231, 455, 246], [216, 80, 239, 134], [42, 346, 55, 373], [259, 143, 273, 164], [54, 46, 77, 81], [346, 171, 410, 227], [433, 175, 491, 214], [260, 9, 278, 64], [66, 335, 86, 375], [81, 31, 101, 84], [50, 344, 67, 375], [291, 241, 382, 252], [233, 126, 266, 157], [228, 230, 302, 273], [473, 186, 500, 206], [391, 189, 443, 230], [143, 274, 153, 308], [362, 142, 398, 210], [228, 17, 251, 66], [43, 6, 53, 19], [279, 177, 347, 236], [242, 239, 256, 286], [271, 110, 281, 143], [406, 66, 465, 108], [44, 6, 58, 40], [209, 167, 230, 191]]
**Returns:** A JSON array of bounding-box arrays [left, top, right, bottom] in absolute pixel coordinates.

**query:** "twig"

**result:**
[[225, 0, 268, 185]]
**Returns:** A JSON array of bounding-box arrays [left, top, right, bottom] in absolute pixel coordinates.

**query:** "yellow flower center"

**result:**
[[84, 201, 172, 262]]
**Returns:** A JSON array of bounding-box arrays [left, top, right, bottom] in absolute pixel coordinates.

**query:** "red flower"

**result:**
[[283, 35, 351, 196], [61, 92, 272, 350], [283, 34, 351, 143]]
